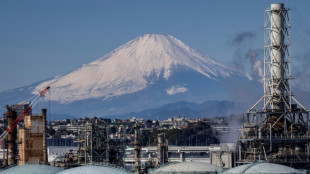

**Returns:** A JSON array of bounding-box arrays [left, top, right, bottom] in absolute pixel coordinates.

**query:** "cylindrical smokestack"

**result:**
[[6, 106, 17, 166], [133, 123, 141, 173], [157, 133, 168, 166], [42, 109, 48, 164], [270, 3, 285, 110]]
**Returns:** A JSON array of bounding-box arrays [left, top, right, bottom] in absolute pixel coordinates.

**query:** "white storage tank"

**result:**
[[57, 164, 132, 174], [0, 164, 63, 174], [222, 162, 305, 174]]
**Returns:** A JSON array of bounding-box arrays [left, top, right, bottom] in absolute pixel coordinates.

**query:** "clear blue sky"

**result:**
[[1, 0, 310, 92]]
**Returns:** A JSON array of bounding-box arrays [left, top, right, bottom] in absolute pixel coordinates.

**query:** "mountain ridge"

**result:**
[[33, 34, 239, 103], [49, 100, 248, 120], [0, 33, 253, 118]]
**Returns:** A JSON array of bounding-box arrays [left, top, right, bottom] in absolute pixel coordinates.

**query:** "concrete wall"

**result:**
[[211, 151, 234, 169]]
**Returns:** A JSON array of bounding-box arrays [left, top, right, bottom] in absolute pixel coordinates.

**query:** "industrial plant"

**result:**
[[236, 3, 310, 169], [0, 3, 309, 174]]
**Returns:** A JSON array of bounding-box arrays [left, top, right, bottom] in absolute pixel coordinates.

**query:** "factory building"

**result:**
[[75, 118, 131, 166], [1, 87, 50, 168], [148, 162, 221, 174], [236, 3, 310, 170], [124, 145, 211, 170], [18, 109, 48, 165]]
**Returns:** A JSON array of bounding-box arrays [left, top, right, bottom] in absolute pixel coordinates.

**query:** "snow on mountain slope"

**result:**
[[34, 34, 237, 103]]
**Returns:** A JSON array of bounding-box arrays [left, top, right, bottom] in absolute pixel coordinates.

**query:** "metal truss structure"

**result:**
[[236, 4, 310, 170], [76, 119, 133, 166]]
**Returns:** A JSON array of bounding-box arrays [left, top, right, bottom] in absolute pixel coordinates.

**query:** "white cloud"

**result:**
[[166, 85, 188, 95]]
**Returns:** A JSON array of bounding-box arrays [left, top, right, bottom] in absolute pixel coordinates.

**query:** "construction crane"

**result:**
[[0, 86, 50, 141]]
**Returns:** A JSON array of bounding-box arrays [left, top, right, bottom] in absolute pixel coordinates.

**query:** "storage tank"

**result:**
[[57, 164, 132, 174], [222, 162, 305, 174], [0, 164, 62, 174]]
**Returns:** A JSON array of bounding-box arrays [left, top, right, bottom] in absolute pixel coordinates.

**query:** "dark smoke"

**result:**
[[230, 32, 263, 82], [230, 31, 263, 82], [225, 31, 263, 104], [232, 32, 256, 46]]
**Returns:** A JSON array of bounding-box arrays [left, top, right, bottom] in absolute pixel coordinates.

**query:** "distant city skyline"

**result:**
[[1, 0, 310, 92]]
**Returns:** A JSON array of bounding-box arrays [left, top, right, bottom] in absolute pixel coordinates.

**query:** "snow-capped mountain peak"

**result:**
[[34, 34, 236, 103]]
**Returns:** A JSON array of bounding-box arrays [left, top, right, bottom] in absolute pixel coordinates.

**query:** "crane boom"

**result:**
[[0, 86, 50, 141]]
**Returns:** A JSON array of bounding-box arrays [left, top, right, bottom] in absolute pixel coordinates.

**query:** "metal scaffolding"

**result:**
[[76, 118, 132, 166], [236, 3, 310, 170], [156, 133, 168, 167]]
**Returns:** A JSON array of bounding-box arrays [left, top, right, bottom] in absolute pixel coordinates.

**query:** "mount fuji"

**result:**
[[0, 34, 251, 119]]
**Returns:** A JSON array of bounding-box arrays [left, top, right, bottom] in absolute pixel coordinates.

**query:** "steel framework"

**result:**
[[76, 119, 132, 166], [236, 4, 310, 170]]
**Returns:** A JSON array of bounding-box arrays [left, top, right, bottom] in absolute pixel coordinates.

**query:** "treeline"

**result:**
[[139, 121, 219, 146]]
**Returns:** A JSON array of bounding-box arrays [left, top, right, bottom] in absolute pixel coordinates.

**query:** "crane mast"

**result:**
[[0, 86, 50, 141]]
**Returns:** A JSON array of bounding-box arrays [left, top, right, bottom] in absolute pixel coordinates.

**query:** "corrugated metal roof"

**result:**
[[154, 162, 220, 172], [57, 165, 131, 174], [222, 162, 305, 174], [0, 164, 63, 174]]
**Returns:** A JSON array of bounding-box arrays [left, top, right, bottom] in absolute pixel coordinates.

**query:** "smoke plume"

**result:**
[[232, 32, 256, 46], [230, 31, 263, 82], [225, 31, 263, 104], [245, 48, 264, 82], [215, 114, 242, 143]]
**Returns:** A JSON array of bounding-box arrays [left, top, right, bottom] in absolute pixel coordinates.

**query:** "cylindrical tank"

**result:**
[[42, 109, 48, 164], [180, 152, 185, 162], [133, 123, 141, 173], [270, 3, 285, 110], [157, 133, 168, 166], [6, 106, 17, 166], [258, 127, 262, 139]]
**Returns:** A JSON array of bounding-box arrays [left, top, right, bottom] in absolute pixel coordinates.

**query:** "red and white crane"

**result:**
[[0, 86, 50, 141]]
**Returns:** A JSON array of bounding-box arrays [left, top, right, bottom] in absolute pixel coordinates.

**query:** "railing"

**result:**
[[240, 135, 310, 140]]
